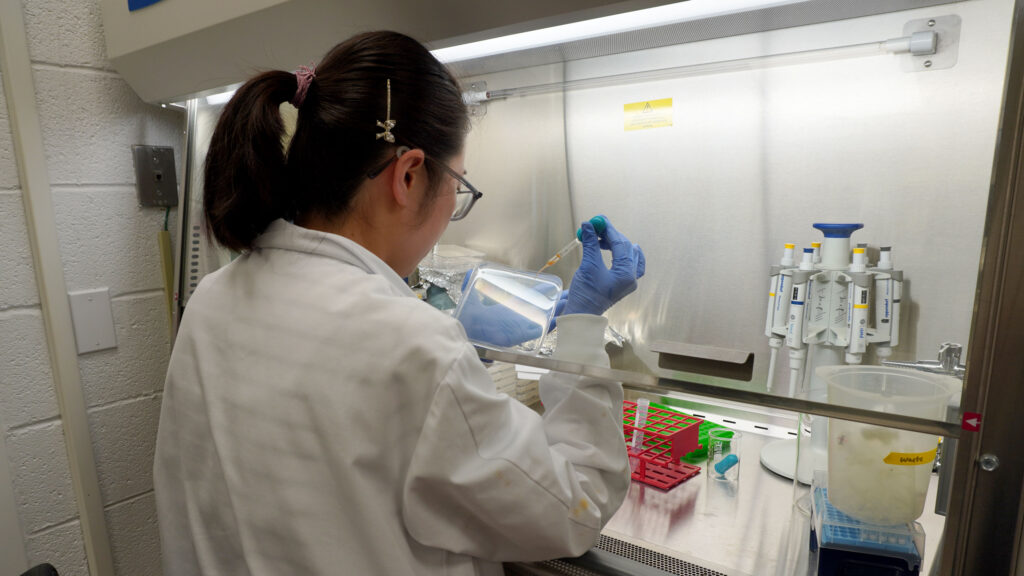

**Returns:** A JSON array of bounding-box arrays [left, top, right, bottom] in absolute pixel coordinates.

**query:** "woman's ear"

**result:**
[[390, 147, 426, 208]]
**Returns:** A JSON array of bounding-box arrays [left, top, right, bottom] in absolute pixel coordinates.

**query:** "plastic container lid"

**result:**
[[812, 223, 864, 238], [453, 263, 563, 353]]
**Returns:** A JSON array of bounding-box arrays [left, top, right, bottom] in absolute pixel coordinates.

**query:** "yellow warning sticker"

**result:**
[[883, 447, 938, 466], [624, 98, 673, 131]]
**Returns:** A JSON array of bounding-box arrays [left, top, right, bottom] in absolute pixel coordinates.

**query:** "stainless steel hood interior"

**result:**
[[440, 0, 962, 78], [100, 0, 961, 103]]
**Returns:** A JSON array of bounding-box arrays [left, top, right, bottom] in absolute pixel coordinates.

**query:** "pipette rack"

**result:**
[[623, 401, 703, 490]]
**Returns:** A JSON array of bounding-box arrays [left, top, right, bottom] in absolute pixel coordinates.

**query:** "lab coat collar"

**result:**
[[254, 219, 414, 296]]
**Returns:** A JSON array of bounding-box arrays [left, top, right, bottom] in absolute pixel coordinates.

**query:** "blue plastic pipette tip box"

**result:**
[[810, 476, 923, 573]]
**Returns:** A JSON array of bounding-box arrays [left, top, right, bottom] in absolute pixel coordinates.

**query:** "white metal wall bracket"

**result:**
[[463, 81, 488, 117], [902, 15, 961, 72]]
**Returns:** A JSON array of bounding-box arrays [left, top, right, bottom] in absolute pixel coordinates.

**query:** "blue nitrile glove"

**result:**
[[459, 292, 544, 347], [548, 290, 568, 332], [457, 270, 549, 348], [563, 216, 646, 316]]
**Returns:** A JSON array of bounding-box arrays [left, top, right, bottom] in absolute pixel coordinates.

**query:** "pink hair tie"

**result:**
[[291, 63, 316, 108]]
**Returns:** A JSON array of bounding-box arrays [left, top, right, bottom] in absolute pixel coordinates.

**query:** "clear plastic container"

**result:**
[[453, 263, 562, 353], [819, 366, 957, 525], [417, 244, 486, 302], [708, 429, 742, 486]]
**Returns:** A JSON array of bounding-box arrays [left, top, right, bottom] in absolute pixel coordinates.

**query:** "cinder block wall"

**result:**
[[1, 1, 184, 574]]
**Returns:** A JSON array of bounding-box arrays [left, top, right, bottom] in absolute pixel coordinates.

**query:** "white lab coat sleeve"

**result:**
[[401, 321, 629, 562]]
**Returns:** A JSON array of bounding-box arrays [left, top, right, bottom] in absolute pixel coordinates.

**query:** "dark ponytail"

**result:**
[[203, 71, 297, 252], [203, 31, 469, 252]]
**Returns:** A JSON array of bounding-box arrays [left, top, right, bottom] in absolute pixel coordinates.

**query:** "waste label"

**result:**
[[883, 447, 938, 466]]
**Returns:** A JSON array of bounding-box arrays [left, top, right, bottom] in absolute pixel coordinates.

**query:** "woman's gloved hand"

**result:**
[[563, 216, 645, 316], [457, 271, 558, 348], [549, 290, 568, 332], [459, 290, 544, 348]]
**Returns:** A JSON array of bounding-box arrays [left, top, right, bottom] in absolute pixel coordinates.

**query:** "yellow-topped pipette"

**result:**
[[539, 216, 607, 272]]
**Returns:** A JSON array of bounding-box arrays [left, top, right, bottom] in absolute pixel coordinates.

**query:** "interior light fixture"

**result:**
[[430, 0, 803, 63], [204, 90, 236, 106]]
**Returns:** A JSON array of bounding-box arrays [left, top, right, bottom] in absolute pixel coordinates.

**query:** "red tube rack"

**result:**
[[623, 400, 704, 490]]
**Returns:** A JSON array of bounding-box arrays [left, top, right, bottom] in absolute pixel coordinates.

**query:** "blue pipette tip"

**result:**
[[714, 453, 739, 475], [576, 216, 608, 241]]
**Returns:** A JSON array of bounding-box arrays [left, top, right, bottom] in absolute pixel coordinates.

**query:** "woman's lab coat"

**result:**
[[154, 219, 630, 576]]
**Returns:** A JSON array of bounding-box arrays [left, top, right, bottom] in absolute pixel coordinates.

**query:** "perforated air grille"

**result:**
[[505, 534, 728, 575], [594, 534, 728, 575], [508, 559, 602, 576], [186, 224, 201, 299]]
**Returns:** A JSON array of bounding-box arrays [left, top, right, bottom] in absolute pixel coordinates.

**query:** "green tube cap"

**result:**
[[576, 216, 607, 241]]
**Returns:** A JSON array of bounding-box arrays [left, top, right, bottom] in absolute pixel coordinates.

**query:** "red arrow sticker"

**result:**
[[962, 412, 982, 431]]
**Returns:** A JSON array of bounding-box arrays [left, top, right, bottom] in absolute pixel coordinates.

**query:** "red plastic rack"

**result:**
[[623, 400, 704, 490]]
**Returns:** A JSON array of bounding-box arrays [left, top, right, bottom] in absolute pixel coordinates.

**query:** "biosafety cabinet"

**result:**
[[103, 0, 1024, 573]]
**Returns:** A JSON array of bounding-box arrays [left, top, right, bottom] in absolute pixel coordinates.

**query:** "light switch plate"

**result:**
[[68, 288, 117, 354], [132, 145, 179, 207]]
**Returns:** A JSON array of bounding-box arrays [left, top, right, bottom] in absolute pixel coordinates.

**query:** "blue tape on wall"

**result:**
[[128, 0, 163, 12]]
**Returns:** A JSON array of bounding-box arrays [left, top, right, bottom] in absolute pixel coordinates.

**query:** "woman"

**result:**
[[154, 31, 646, 576]]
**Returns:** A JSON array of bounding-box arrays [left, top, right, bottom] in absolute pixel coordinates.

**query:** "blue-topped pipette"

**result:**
[[538, 216, 607, 272]]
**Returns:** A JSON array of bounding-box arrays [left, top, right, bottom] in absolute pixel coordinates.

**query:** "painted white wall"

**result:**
[[0, 57, 81, 576], [1, 0, 183, 574], [0, 63, 31, 576], [0, 430, 29, 573]]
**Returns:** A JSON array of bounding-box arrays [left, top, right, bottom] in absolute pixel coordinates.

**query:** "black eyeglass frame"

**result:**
[[366, 149, 483, 222]]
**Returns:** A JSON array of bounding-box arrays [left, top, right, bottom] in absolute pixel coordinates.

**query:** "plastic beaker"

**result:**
[[819, 365, 957, 525], [708, 429, 742, 485]]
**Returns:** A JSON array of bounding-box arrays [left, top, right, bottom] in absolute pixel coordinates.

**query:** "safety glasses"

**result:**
[[366, 150, 483, 221]]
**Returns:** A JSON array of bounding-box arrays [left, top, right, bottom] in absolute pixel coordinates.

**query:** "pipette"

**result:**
[[538, 216, 607, 272]]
